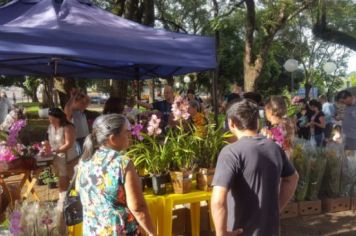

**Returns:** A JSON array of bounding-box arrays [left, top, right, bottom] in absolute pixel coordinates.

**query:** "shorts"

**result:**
[[53, 155, 67, 177], [53, 155, 78, 177]]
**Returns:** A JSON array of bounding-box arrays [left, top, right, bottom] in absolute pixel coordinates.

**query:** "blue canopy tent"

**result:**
[[0, 0, 216, 79]]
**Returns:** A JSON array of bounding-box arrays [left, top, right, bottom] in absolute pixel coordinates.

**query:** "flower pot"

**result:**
[[151, 175, 166, 195], [170, 171, 192, 194], [196, 168, 215, 191], [144, 175, 152, 189], [37, 178, 46, 186], [38, 108, 49, 118]]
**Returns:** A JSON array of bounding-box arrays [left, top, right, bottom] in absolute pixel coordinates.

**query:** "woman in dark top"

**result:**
[[296, 99, 313, 140], [307, 100, 326, 146]]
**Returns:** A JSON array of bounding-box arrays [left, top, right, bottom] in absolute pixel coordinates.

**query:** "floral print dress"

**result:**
[[75, 147, 139, 236]]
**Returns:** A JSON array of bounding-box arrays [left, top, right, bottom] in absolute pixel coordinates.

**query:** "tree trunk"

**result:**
[[54, 77, 76, 109], [111, 80, 128, 100], [111, 0, 154, 102], [30, 91, 39, 103], [42, 78, 55, 108], [305, 83, 312, 101], [142, 0, 154, 26], [313, 0, 356, 51], [147, 79, 155, 103]]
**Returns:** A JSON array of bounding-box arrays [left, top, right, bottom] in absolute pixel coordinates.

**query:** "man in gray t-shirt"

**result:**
[[211, 99, 298, 236], [336, 90, 356, 150]]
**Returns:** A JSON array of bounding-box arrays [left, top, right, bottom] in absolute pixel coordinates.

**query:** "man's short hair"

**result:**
[[243, 92, 263, 106], [227, 99, 259, 131], [309, 99, 322, 111], [336, 90, 352, 101], [318, 95, 327, 101]]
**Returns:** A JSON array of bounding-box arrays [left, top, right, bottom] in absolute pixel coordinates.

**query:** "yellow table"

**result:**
[[68, 189, 213, 236], [143, 193, 165, 235], [144, 189, 212, 236], [163, 190, 211, 236], [68, 193, 166, 236]]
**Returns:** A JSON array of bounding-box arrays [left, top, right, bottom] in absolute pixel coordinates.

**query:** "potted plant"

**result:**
[[37, 168, 52, 186], [128, 115, 171, 195], [168, 96, 196, 194], [47, 176, 58, 189], [195, 123, 230, 191]]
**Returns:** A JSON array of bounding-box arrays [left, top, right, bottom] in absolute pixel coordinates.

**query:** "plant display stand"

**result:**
[[298, 200, 322, 216], [280, 202, 298, 219], [322, 197, 351, 213]]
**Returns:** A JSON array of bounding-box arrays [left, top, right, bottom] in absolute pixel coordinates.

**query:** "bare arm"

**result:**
[[64, 98, 75, 121], [279, 171, 299, 211], [56, 125, 76, 153], [125, 161, 155, 236], [211, 186, 243, 236], [136, 100, 153, 110], [314, 116, 326, 129]]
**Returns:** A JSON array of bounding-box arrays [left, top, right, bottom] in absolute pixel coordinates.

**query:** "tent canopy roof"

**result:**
[[0, 0, 216, 79]]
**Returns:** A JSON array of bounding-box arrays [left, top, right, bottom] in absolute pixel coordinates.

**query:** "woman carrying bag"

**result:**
[[75, 114, 155, 236]]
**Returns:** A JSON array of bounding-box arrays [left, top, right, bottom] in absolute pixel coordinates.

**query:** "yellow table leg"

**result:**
[[156, 196, 165, 236], [146, 199, 158, 234], [68, 223, 83, 236], [162, 197, 173, 236], [190, 202, 201, 236]]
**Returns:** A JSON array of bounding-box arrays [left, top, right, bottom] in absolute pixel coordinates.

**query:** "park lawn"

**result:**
[[16, 102, 40, 119]]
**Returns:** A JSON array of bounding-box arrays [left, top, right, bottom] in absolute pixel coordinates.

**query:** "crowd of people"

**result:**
[[0, 83, 355, 235]]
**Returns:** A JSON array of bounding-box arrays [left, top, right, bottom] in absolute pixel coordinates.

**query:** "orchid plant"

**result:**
[[192, 123, 230, 169], [5, 200, 59, 236], [128, 115, 171, 175], [0, 119, 41, 167]]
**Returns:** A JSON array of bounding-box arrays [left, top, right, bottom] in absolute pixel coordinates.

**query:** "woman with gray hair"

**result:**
[[75, 114, 155, 236]]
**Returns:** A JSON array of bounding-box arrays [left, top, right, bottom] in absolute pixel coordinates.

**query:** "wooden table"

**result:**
[[0, 165, 53, 204]]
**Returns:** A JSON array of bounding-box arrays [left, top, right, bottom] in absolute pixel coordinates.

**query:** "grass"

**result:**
[[16, 102, 40, 119]]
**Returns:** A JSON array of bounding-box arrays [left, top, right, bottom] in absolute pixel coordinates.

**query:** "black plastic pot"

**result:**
[[37, 179, 46, 186], [48, 182, 58, 189], [151, 175, 166, 195], [144, 175, 152, 188], [162, 173, 171, 184]]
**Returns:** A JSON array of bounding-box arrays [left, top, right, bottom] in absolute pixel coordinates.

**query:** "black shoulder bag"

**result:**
[[63, 167, 83, 226]]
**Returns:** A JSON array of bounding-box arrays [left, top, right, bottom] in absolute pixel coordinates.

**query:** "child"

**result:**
[[332, 125, 343, 144], [262, 96, 295, 158], [188, 100, 207, 137]]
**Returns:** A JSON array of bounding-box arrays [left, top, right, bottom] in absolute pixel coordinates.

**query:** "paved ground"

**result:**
[[3, 175, 356, 236], [281, 212, 356, 236]]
